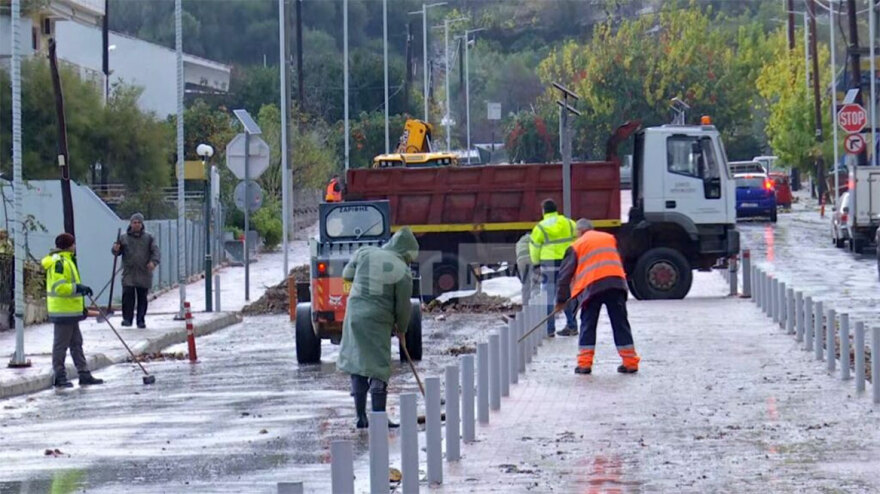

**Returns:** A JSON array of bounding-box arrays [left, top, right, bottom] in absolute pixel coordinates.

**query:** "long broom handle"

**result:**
[[517, 297, 574, 343], [398, 331, 425, 397], [87, 293, 150, 377], [106, 228, 122, 311]]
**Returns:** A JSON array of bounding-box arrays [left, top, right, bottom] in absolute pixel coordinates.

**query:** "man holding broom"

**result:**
[[337, 227, 419, 429]]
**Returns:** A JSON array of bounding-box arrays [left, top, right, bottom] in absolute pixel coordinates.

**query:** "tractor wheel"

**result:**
[[294, 303, 321, 364]]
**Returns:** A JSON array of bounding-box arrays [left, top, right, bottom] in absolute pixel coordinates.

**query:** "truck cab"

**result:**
[[623, 120, 739, 299]]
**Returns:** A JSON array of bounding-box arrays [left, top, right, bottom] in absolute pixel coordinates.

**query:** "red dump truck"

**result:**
[[345, 121, 740, 300]]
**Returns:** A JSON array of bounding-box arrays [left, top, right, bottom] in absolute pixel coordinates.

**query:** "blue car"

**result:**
[[734, 173, 777, 223]]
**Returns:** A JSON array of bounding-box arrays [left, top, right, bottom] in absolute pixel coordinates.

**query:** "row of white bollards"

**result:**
[[323, 293, 555, 493], [744, 259, 880, 406]]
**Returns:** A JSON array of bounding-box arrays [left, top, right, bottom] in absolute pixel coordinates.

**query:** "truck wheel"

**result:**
[[427, 256, 462, 301], [632, 247, 693, 300], [400, 300, 423, 362], [294, 303, 321, 364], [627, 277, 644, 300]]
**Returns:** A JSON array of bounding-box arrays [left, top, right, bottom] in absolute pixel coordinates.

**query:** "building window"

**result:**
[[32, 26, 39, 51]]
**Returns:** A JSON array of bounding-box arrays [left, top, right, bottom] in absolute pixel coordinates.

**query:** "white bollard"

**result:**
[[873, 327, 880, 404], [444, 365, 460, 462], [277, 482, 304, 494], [500, 325, 510, 397], [778, 282, 787, 329], [488, 333, 501, 411], [742, 250, 751, 298], [795, 291, 805, 341], [425, 377, 443, 484], [461, 355, 476, 442], [840, 313, 851, 381], [330, 440, 355, 494], [814, 301, 824, 360], [399, 393, 420, 494], [802, 296, 813, 346], [517, 313, 526, 373], [826, 308, 836, 371], [757, 270, 764, 311], [786, 288, 795, 334], [369, 411, 389, 494], [855, 321, 866, 393], [510, 317, 519, 384], [214, 274, 221, 312], [771, 278, 779, 323], [728, 255, 737, 296], [477, 342, 489, 424]]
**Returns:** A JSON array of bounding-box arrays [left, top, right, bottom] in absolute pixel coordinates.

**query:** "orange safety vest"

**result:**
[[569, 230, 626, 300], [325, 178, 342, 202]]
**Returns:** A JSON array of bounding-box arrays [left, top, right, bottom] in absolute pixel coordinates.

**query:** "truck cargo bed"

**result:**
[[346, 161, 622, 232]]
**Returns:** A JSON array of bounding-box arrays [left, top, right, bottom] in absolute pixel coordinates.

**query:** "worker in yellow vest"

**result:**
[[41, 233, 104, 388], [529, 199, 578, 337], [556, 219, 640, 374]]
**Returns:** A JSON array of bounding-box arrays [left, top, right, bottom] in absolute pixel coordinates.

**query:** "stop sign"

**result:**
[[838, 103, 868, 133]]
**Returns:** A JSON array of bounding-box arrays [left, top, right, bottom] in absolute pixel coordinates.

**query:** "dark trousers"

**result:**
[[540, 263, 576, 334], [122, 286, 148, 324], [578, 289, 635, 349], [52, 321, 89, 378], [350, 374, 389, 411]]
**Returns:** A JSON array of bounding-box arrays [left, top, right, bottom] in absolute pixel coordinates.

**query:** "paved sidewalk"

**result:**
[[379, 272, 880, 493], [0, 232, 314, 399]]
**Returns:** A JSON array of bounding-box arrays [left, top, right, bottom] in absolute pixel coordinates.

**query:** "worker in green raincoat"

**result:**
[[337, 226, 419, 429]]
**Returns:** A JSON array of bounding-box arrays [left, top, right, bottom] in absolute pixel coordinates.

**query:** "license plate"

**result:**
[[741, 202, 757, 207], [343, 281, 352, 294]]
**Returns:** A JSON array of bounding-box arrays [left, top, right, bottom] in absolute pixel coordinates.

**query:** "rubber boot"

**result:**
[[78, 371, 105, 386], [354, 392, 369, 429], [54, 374, 73, 388], [371, 392, 400, 429]]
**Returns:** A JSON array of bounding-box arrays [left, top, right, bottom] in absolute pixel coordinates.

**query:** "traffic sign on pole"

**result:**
[[838, 103, 868, 134], [226, 133, 271, 180], [844, 133, 866, 155]]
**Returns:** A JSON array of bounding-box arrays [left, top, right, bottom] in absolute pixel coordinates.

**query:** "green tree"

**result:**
[[505, 111, 557, 163], [756, 30, 833, 172]]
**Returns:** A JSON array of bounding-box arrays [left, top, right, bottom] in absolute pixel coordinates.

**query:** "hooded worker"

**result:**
[[337, 227, 419, 429]]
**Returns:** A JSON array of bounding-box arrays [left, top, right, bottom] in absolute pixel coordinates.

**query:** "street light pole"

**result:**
[[197, 144, 214, 312], [175, 0, 186, 319], [343, 0, 350, 170], [410, 3, 447, 124], [383, 0, 390, 153], [460, 27, 485, 165], [437, 17, 467, 152], [831, 0, 840, 206]]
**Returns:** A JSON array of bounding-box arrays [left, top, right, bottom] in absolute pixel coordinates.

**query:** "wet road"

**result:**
[[0, 312, 505, 493], [737, 200, 880, 324]]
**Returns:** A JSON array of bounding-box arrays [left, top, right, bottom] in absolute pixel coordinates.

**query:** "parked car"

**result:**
[[831, 191, 851, 248], [734, 173, 777, 222], [769, 172, 793, 209], [729, 160, 766, 175]]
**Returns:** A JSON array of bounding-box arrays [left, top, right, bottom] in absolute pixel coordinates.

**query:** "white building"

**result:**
[[0, 0, 231, 118]]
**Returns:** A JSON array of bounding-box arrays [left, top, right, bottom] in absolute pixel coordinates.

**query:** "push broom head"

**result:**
[[143, 375, 156, 385]]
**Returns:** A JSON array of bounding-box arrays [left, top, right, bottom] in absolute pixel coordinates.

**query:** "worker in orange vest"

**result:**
[[325, 174, 342, 202], [555, 218, 640, 375]]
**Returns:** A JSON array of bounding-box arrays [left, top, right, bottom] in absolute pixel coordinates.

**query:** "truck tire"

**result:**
[[399, 300, 423, 362], [632, 247, 693, 300], [627, 277, 644, 300], [294, 303, 321, 364], [428, 256, 462, 301]]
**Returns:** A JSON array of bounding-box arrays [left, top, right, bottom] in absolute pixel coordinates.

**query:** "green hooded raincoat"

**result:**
[[337, 227, 419, 382]]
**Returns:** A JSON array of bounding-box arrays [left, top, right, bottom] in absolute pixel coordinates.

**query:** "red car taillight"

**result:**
[[764, 179, 774, 190], [317, 262, 327, 275], [841, 213, 848, 223]]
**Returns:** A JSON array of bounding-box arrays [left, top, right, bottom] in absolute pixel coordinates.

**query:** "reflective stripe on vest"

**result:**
[[569, 231, 626, 299]]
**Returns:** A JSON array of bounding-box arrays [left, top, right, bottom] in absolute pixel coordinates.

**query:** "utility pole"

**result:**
[[847, 0, 868, 166], [343, 0, 349, 170], [871, 0, 878, 165], [410, 3, 447, 124], [383, 0, 390, 153], [48, 40, 75, 236], [175, 0, 186, 319], [438, 17, 467, 152], [553, 83, 581, 218], [830, 0, 840, 206], [295, 0, 304, 108], [404, 22, 413, 116], [787, 0, 795, 50], [804, 11, 811, 103], [808, 0, 826, 201], [280, 0, 291, 278]]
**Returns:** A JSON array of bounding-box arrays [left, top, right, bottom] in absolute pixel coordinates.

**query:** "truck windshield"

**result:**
[[325, 205, 386, 239]]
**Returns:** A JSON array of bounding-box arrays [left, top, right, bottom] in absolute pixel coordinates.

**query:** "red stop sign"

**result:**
[[838, 103, 868, 133]]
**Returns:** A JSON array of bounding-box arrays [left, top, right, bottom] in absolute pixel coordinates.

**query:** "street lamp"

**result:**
[[197, 143, 214, 312], [409, 2, 447, 123], [433, 16, 468, 151], [457, 27, 485, 164]]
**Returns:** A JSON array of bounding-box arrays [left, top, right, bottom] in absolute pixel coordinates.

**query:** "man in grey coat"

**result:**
[[112, 213, 160, 328]]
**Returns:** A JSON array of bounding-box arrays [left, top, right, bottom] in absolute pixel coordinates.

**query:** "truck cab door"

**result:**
[[660, 133, 729, 225]]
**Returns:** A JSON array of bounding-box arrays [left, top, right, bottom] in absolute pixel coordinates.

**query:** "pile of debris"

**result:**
[[126, 352, 187, 363], [426, 292, 520, 314], [241, 265, 310, 315]]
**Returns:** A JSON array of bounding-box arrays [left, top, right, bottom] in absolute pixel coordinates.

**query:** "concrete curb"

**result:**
[[0, 312, 242, 400]]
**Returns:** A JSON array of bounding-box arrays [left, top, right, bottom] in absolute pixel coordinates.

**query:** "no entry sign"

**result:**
[[844, 133, 866, 155], [838, 103, 868, 134]]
